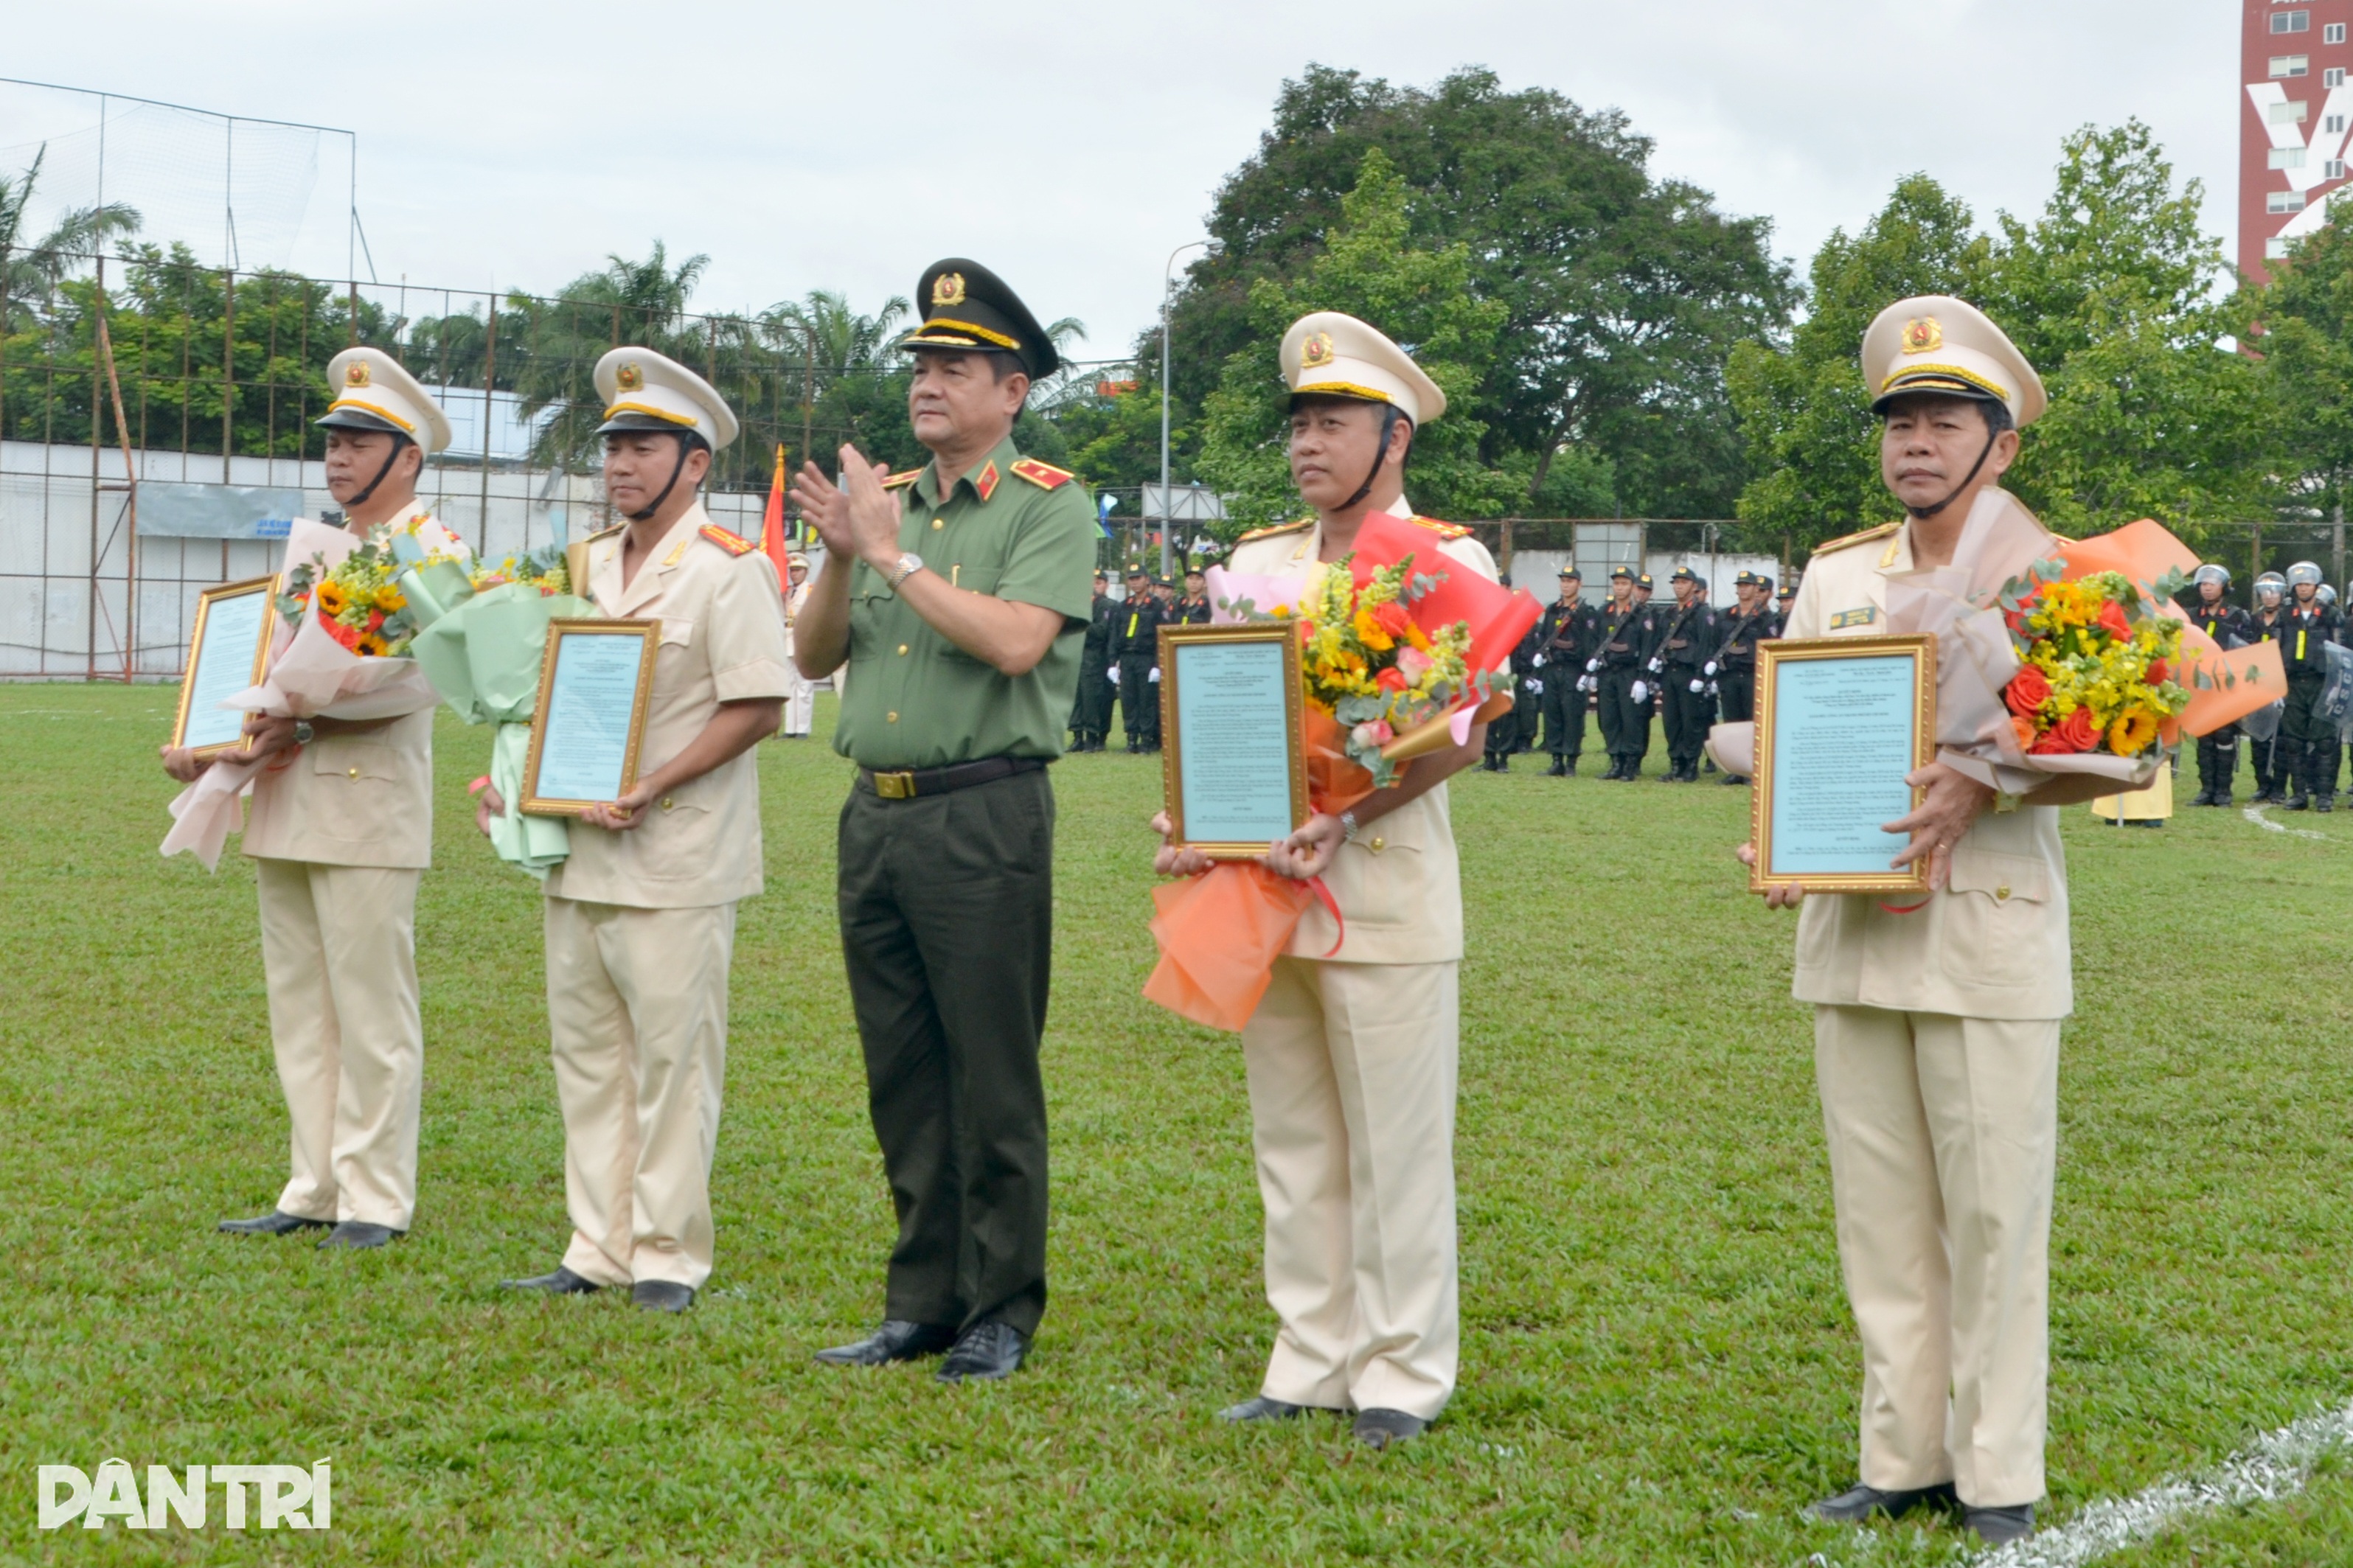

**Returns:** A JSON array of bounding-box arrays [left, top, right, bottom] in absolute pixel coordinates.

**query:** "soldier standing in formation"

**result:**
[[1172, 567, 1213, 625], [791, 259, 1095, 1381], [172, 348, 465, 1252], [782, 551, 816, 738], [1588, 567, 1661, 779], [1536, 567, 1594, 776], [496, 349, 790, 1311], [2245, 571, 2290, 803], [1113, 563, 1165, 753], [2182, 564, 2246, 806], [2278, 561, 2341, 812], [1069, 570, 1116, 752], [1652, 566, 1717, 782], [1709, 569, 1779, 785]]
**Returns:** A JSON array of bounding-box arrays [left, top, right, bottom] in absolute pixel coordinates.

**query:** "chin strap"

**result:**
[[1338, 405, 1405, 513], [626, 436, 697, 522], [346, 436, 411, 509], [1904, 424, 1998, 521]]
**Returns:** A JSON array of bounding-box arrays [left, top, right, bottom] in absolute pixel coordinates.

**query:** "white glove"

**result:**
[[1703, 661, 1718, 677], [1107, 666, 1121, 685], [1532, 653, 1546, 667], [1647, 658, 1664, 675], [1527, 678, 1543, 695], [1631, 680, 1650, 705], [1585, 658, 1602, 674], [1689, 678, 1703, 694], [1579, 675, 1596, 693], [1147, 666, 1160, 683], [1706, 681, 1719, 697]]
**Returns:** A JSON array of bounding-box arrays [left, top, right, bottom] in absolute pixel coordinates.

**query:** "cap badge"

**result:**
[[931, 271, 967, 308], [1900, 317, 1942, 355], [345, 362, 371, 387], [1301, 330, 1335, 368], [614, 361, 644, 392]]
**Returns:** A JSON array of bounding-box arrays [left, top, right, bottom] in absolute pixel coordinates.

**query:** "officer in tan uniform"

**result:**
[[782, 551, 816, 737], [1742, 297, 2105, 1547], [164, 347, 465, 1250], [487, 349, 790, 1311], [1155, 313, 1495, 1449]]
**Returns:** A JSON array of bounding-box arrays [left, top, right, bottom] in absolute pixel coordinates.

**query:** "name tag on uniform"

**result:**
[[1830, 607, 1877, 630]]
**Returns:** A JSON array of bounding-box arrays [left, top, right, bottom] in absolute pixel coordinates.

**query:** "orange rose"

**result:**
[[1375, 666, 1410, 694], [2031, 707, 2099, 753], [2097, 601, 2132, 640], [1372, 601, 1412, 638], [2004, 665, 2051, 717], [2144, 656, 2168, 685], [2010, 713, 2038, 752]]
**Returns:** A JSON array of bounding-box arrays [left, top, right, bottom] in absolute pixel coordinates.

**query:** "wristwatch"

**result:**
[[1339, 809, 1362, 843], [292, 720, 315, 747], [886, 552, 924, 590]]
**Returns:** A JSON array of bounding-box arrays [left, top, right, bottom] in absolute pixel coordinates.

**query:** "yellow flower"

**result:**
[[356, 633, 391, 657], [373, 584, 406, 613], [315, 579, 349, 617], [2107, 707, 2160, 756]]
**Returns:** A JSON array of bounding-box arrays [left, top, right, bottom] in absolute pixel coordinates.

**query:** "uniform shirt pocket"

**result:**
[[658, 616, 696, 650], [311, 740, 400, 783], [1942, 848, 2052, 987]]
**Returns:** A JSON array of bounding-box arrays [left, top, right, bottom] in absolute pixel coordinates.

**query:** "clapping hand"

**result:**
[[789, 446, 901, 568]]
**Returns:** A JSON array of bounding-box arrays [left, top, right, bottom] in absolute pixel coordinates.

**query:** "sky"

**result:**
[[4, 1, 2240, 365]]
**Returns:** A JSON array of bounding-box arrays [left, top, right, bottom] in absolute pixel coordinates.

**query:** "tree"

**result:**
[[0, 147, 142, 330], [1193, 148, 1512, 531], [2238, 192, 2353, 537], [1168, 66, 1794, 518]]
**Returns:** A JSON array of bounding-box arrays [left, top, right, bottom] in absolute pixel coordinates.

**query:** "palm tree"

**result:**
[[0, 147, 142, 327], [758, 288, 911, 391]]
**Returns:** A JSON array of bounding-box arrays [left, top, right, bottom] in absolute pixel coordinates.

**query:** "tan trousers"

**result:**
[[783, 669, 815, 736], [1241, 957, 1459, 1420], [254, 859, 423, 1229], [1815, 1005, 2060, 1508], [544, 896, 734, 1289]]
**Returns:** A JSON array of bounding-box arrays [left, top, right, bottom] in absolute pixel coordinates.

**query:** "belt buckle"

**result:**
[[874, 770, 917, 801]]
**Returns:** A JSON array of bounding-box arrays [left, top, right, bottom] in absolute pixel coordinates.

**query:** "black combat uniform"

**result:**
[[1712, 601, 1779, 726], [1069, 589, 1117, 751], [1487, 618, 1546, 770], [2245, 602, 2290, 801], [2182, 593, 2247, 804], [1171, 592, 1212, 627], [1593, 593, 1660, 779], [1113, 588, 1166, 751], [2279, 598, 2343, 809], [1535, 590, 1595, 774], [1654, 590, 1718, 781]]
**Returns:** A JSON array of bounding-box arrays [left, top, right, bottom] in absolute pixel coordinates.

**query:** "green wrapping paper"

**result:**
[[410, 582, 596, 877]]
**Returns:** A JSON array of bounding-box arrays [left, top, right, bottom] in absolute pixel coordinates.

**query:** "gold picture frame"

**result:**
[[1751, 633, 1937, 895], [520, 617, 662, 818], [170, 575, 279, 758], [1158, 621, 1310, 860]]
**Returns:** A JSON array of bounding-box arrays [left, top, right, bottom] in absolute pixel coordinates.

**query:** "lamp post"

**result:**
[[1159, 239, 1209, 579]]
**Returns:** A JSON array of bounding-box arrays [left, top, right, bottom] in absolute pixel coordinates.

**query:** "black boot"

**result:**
[[2321, 793, 2336, 814], [1546, 756, 1566, 777], [1563, 756, 1577, 777], [2190, 787, 2215, 806], [2287, 791, 2311, 811]]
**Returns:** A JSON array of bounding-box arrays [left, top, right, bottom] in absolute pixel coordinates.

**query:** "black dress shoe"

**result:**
[[1963, 1502, 2034, 1543], [1810, 1480, 1958, 1524], [936, 1320, 1029, 1383], [1217, 1396, 1338, 1422], [217, 1210, 332, 1237], [813, 1320, 958, 1366], [630, 1280, 695, 1312], [1352, 1408, 1428, 1449], [317, 1221, 403, 1250], [500, 1266, 602, 1294]]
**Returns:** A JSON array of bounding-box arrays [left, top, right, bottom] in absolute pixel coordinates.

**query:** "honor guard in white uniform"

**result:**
[[1757, 298, 2071, 1547], [491, 349, 790, 1311], [168, 347, 463, 1250], [1160, 313, 1497, 1449], [782, 551, 816, 736]]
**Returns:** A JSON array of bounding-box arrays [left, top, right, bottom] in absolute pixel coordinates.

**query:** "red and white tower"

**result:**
[[2242, 0, 2353, 281]]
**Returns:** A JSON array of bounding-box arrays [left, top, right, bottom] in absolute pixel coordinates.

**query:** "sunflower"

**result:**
[[373, 584, 406, 613], [356, 632, 392, 658], [315, 579, 349, 617], [2107, 706, 2161, 756]]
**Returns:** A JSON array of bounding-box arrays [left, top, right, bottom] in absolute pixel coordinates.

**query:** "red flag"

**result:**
[[759, 442, 791, 594]]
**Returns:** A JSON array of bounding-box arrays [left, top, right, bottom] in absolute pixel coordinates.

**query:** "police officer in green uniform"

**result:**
[[1070, 571, 1116, 752], [1653, 566, 1717, 781], [1590, 567, 1661, 779], [2181, 564, 2247, 806], [1112, 564, 1165, 752], [1535, 567, 1594, 776], [789, 258, 1097, 1382]]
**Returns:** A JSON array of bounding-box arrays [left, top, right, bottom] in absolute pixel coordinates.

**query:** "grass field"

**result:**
[[4, 684, 2352, 1566]]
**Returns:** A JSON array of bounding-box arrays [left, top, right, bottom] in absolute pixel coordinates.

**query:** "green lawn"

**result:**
[[3, 685, 2351, 1566]]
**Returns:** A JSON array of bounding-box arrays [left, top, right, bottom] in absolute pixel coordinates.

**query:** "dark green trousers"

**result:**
[[836, 767, 1054, 1337]]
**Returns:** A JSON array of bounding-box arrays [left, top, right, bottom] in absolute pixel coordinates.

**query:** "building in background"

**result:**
[[2243, 0, 2353, 281]]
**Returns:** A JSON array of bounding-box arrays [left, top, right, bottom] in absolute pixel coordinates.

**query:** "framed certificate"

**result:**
[[1751, 633, 1936, 894], [520, 618, 661, 817], [1158, 621, 1310, 859], [170, 575, 277, 757]]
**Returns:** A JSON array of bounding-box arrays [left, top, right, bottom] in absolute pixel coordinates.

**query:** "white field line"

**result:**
[[2242, 805, 2332, 841], [1972, 1399, 2353, 1567]]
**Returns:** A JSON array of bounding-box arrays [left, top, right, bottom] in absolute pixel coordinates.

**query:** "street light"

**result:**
[[1159, 239, 1209, 579]]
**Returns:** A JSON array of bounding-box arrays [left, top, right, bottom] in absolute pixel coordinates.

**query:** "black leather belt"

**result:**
[[859, 755, 1046, 801]]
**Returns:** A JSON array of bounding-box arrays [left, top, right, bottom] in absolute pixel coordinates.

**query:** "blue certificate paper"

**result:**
[[524, 621, 658, 812], [1164, 627, 1307, 856], [1756, 637, 1933, 891], [174, 579, 274, 755]]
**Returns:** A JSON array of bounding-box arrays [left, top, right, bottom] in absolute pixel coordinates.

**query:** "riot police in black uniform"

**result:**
[[2279, 561, 2342, 811], [1653, 568, 1718, 781], [1112, 563, 1166, 753], [2245, 571, 2290, 802], [1709, 570, 1779, 784], [1487, 589, 1544, 771], [1535, 567, 1596, 776], [1589, 567, 1661, 779], [2179, 563, 2246, 805]]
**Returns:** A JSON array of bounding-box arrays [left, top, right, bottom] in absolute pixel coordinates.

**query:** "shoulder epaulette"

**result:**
[[1236, 518, 1314, 543], [1811, 522, 1900, 558], [1010, 457, 1074, 490], [883, 470, 922, 491], [1405, 515, 1472, 539], [585, 523, 626, 543], [698, 523, 758, 557]]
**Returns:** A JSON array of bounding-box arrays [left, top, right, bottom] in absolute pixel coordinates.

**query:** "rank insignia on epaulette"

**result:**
[[1405, 515, 1471, 539], [1237, 518, 1313, 543], [699, 523, 758, 556], [1011, 457, 1074, 490], [585, 522, 626, 543], [883, 470, 922, 491], [976, 461, 1000, 502]]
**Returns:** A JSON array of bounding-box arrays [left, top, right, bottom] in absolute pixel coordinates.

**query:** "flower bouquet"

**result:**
[[1998, 571, 2189, 760]]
